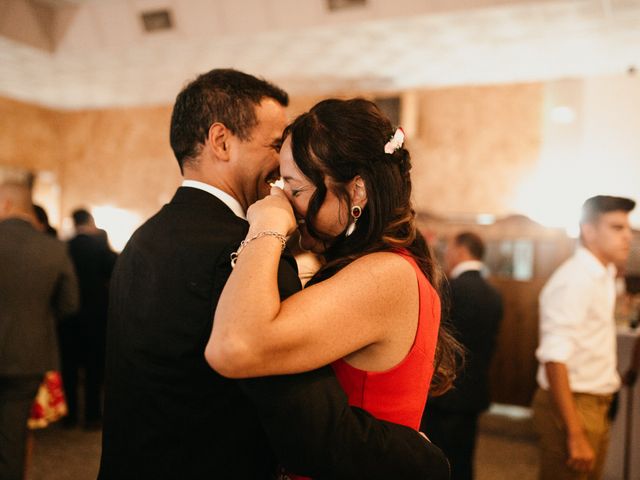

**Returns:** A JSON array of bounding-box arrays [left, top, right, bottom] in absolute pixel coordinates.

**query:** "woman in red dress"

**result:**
[[206, 98, 460, 476]]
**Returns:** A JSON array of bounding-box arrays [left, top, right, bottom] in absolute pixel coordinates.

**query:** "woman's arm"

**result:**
[[205, 191, 418, 378], [229, 251, 449, 480]]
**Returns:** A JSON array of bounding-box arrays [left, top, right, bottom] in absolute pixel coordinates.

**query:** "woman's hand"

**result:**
[[246, 186, 297, 236]]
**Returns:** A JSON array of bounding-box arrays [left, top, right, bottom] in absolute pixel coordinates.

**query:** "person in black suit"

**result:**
[[421, 231, 503, 480], [59, 208, 116, 428], [0, 177, 79, 480], [98, 69, 449, 479]]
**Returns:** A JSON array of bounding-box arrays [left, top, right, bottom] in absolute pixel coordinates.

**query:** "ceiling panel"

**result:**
[[0, 0, 639, 109]]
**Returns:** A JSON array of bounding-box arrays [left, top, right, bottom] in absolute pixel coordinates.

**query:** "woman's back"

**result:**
[[331, 249, 440, 429]]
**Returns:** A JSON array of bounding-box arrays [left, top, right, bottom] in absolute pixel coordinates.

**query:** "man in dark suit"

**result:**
[[0, 177, 79, 480], [60, 208, 116, 428], [98, 69, 449, 479], [422, 231, 503, 480]]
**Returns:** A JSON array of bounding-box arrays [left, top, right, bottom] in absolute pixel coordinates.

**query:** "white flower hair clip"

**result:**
[[384, 127, 405, 154]]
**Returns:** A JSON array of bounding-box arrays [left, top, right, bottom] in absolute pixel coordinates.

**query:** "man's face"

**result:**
[[228, 98, 287, 210], [583, 210, 633, 266]]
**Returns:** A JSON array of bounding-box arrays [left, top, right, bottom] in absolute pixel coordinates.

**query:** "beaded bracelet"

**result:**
[[230, 230, 287, 268]]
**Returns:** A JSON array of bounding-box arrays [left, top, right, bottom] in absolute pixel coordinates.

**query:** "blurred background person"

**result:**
[[532, 195, 635, 480], [59, 208, 117, 429], [33, 204, 58, 237], [0, 175, 78, 480], [421, 231, 503, 480]]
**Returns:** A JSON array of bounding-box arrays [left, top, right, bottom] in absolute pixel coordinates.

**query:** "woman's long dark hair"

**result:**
[[285, 98, 461, 396]]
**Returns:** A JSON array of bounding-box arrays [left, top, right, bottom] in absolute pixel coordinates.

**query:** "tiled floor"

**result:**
[[27, 404, 538, 480], [475, 405, 538, 480]]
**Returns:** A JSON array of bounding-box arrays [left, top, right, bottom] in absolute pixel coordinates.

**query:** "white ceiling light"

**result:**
[[550, 105, 576, 124]]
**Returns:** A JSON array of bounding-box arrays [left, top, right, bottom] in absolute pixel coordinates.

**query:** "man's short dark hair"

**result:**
[[169, 68, 289, 172], [453, 231, 485, 260], [580, 195, 636, 224], [72, 208, 93, 227]]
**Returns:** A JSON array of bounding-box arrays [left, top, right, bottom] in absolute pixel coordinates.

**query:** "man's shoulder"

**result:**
[[67, 232, 99, 249], [0, 221, 66, 259], [120, 201, 248, 267], [544, 254, 593, 289], [540, 256, 599, 307], [0, 218, 37, 238], [451, 270, 492, 291], [155, 191, 245, 227], [451, 270, 481, 282], [39, 233, 70, 260], [451, 272, 502, 309], [16, 228, 70, 267]]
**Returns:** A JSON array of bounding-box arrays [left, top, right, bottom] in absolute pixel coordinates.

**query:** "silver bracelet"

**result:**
[[230, 230, 287, 267]]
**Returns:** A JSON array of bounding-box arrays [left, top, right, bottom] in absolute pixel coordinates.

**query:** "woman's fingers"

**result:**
[[247, 188, 297, 235], [270, 185, 286, 197]]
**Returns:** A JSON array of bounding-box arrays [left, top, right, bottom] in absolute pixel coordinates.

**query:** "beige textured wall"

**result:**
[[409, 83, 543, 216], [0, 83, 543, 229], [0, 98, 180, 228], [57, 106, 179, 222], [0, 97, 62, 173]]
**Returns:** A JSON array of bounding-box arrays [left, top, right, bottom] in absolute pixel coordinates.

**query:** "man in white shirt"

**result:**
[[533, 195, 635, 480]]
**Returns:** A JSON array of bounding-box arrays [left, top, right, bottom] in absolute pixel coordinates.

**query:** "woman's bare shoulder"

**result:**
[[336, 251, 417, 290]]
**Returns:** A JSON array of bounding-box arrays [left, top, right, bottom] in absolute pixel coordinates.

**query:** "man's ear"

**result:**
[[350, 175, 368, 208], [207, 123, 231, 161]]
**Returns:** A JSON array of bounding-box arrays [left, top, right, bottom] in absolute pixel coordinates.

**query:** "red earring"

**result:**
[[346, 205, 362, 237]]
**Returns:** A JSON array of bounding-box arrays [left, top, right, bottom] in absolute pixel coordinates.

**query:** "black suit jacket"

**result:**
[[67, 232, 117, 325], [428, 270, 503, 413], [0, 218, 79, 376], [99, 187, 449, 480]]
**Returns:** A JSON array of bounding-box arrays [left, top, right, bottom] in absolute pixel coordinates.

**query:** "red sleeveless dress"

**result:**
[[330, 249, 440, 429], [285, 250, 441, 479]]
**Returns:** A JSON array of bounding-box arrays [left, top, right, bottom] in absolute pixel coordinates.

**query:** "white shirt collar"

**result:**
[[449, 260, 485, 279], [181, 180, 246, 219], [575, 246, 617, 279]]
